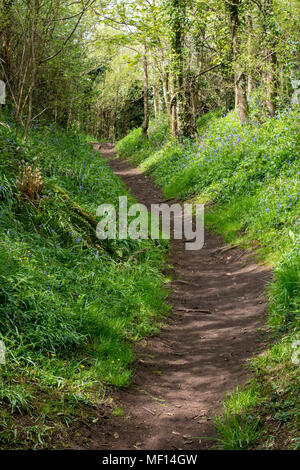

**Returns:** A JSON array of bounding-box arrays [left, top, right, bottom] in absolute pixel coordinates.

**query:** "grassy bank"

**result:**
[[0, 121, 169, 448], [116, 107, 300, 450]]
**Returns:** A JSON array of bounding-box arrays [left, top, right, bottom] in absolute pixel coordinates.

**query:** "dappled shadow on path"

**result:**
[[84, 143, 270, 450]]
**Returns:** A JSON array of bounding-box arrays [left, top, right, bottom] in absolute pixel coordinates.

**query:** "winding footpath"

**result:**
[[85, 143, 270, 450]]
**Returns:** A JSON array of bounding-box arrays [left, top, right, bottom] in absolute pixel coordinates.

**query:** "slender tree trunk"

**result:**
[[263, 0, 278, 117], [162, 69, 172, 122], [229, 0, 249, 123], [191, 76, 199, 126], [265, 54, 277, 117], [153, 83, 160, 118], [191, 44, 203, 123], [24, 18, 38, 140], [169, 0, 186, 139], [247, 13, 253, 98], [0, 0, 13, 80], [113, 86, 119, 139], [141, 45, 149, 138], [169, 0, 199, 138], [170, 77, 177, 137]]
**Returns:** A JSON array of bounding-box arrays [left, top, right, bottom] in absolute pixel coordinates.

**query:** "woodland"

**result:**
[[0, 0, 299, 451]]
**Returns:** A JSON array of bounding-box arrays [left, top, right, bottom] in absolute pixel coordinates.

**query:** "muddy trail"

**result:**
[[84, 143, 270, 450]]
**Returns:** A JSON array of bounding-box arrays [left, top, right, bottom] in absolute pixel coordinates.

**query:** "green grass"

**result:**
[[116, 105, 300, 449], [0, 121, 170, 448], [214, 414, 262, 450]]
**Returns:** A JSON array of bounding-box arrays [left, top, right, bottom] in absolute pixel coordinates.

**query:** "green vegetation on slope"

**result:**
[[0, 122, 169, 448], [116, 106, 300, 450]]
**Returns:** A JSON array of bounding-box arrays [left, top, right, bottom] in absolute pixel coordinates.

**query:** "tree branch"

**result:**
[[39, 0, 96, 65]]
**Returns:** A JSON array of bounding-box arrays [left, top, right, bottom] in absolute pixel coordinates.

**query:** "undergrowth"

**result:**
[[117, 106, 300, 450], [0, 121, 169, 448]]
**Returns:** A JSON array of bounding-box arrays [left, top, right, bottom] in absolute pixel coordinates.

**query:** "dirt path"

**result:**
[[86, 143, 270, 450]]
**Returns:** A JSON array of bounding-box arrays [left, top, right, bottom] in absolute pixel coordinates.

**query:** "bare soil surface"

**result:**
[[85, 143, 270, 450]]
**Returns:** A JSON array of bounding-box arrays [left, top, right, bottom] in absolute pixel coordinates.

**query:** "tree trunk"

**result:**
[[169, 0, 187, 139], [263, 0, 277, 117], [247, 13, 253, 98], [229, 0, 249, 123], [141, 45, 149, 139], [24, 17, 38, 140], [113, 86, 119, 139], [153, 83, 160, 119], [191, 44, 203, 124], [0, 0, 13, 80], [162, 69, 172, 122], [265, 56, 277, 117], [170, 77, 177, 137]]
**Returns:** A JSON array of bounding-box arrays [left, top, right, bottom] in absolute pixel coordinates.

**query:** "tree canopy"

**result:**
[[1, 0, 299, 140]]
